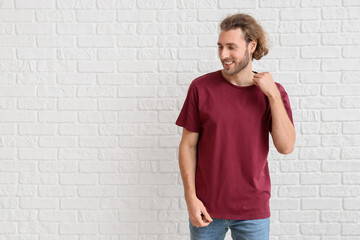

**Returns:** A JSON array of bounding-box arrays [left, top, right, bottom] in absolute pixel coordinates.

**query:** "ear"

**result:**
[[249, 40, 257, 53]]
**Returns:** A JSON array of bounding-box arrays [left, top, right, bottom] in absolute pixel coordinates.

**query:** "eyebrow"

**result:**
[[217, 42, 238, 46]]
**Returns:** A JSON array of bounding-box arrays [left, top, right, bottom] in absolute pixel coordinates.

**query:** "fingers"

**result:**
[[196, 209, 213, 228], [202, 209, 213, 223]]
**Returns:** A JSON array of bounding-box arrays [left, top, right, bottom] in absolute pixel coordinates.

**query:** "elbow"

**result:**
[[277, 141, 295, 155], [279, 146, 294, 155]]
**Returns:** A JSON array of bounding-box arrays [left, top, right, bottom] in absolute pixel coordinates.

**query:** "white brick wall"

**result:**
[[0, 0, 359, 239]]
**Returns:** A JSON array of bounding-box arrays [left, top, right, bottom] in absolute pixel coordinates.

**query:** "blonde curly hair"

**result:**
[[220, 13, 269, 60]]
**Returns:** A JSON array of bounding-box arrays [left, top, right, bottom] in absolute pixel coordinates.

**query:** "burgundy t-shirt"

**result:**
[[176, 69, 294, 220]]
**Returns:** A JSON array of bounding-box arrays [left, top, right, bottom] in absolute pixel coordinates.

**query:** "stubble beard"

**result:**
[[223, 46, 250, 76]]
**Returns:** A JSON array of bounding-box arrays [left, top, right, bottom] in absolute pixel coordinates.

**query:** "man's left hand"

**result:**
[[252, 72, 280, 98]]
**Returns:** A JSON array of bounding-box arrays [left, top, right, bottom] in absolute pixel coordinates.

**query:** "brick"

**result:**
[[321, 211, 360, 223], [343, 46, 360, 58], [97, 23, 136, 35], [280, 59, 320, 71], [99, 223, 137, 234], [77, 10, 115, 22], [278, 186, 317, 197], [0, 36, 35, 47], [322, 59, 360, 71], [137, 23, 177, 35], [77, 36, 115, 47], [20, 198, 58, 209], [78, 111, 116, 123], [118, 111, 157, 123], [119, 136, 156, 148], [158, 60, 196, 73], [343, 122, 360, 134], [0, 10, 33, 21], [177, 0, 217, 9], [17, 48, 56, 60], [322, 85, 360, 96], [302, 21, 341, 33], [301, 173, 340, 184], [57, 48, 96, 60], [300, 223, 340, 235], [302, 199, 341, 210], [117, 10, 155, 21], [322, 161, 360, 172], [36, 10, 75, 22], [98, 98, 137, 110], [15, 0, 55, 9], [343, 0, 360, 6], [98, 49, 136, 60], [80, 136, 117, 148], [138, 49, 176, 60], [280, 34, 320, 46], [178, 22, 216, 35], [299, 147, 339, 160], [281, 9, 320, 20], [301, 46, 340, 58], [219, 0, 256, 8], [16, 23, 55, 35], [280, 160, 320, 172], [57, 23, 94, 34], [178, 48, 215, 60], [322, 7, 360, 20], [77, 86, 115, 97], [158, 10, 196, 22], [57, 0, 96, 9], [301, 123, 341, 134], [260, 0, 298, 7], [58, 99, 97, 110], [300, 72, 340, 83], [320, 186, 360, 197], [301, 0, 340, 7], [60, 223, 97, 234], [118, 61, 156, 73], [39, 211, 76, 221], [97, 0, 135, 9], [300, 97, 340, 109], [342, 223, 360, 235], [78, 61, 115, 73], [37, 36, 74, 47]]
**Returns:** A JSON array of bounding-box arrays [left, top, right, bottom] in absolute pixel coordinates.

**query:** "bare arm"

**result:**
[[178, 128, 213, 227], [178, 128, 199, 201], [268, 91, 296, 154]]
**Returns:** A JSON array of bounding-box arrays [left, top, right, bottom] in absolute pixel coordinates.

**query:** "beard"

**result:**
[[222, 47, 250, 76]]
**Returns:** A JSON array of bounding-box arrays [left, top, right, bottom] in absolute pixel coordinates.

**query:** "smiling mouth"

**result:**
[[224, 61, 234, 66]]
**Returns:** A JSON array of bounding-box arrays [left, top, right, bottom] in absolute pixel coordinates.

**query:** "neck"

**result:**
[[221, 62, 255, 87]]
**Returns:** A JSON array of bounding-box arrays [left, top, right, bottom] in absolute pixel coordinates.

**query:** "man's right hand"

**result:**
[[186, 196, 213, 228]]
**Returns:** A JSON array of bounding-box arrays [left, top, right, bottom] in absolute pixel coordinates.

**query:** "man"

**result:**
[[175, 13, 295, 240]]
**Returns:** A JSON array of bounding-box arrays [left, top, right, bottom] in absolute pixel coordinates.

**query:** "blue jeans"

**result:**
[[189, 217, 270, 240]]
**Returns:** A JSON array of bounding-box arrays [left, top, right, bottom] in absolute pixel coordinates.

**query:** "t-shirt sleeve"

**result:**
[[175, 81, 201, 133], [269, 83, 294, 133]]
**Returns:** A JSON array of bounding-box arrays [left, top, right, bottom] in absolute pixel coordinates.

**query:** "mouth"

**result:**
[[224, 61, 234, 67]]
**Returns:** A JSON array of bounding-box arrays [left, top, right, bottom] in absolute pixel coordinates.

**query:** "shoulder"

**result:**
[[191, 70, 220, 88], [274, 82, 287, 93]]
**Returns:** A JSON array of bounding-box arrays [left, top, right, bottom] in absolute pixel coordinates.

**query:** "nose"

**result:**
[[219, 48, 230, 60]]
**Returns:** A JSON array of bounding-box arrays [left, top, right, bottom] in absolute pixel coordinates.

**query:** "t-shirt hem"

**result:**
[[208, 211, 270, 220], [175, 121, 200, 133]]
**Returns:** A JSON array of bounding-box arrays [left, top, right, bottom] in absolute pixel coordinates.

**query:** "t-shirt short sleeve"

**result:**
[[175, 81, 201, 133], [269, 83, 294, 133]]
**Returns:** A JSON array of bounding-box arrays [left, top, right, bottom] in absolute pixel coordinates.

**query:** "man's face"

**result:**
[[217, 29, 252, 76]]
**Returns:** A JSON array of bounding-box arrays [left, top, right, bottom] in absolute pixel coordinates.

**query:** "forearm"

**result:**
[[268, 91, 296, 154], [178, 143, 198, 201]]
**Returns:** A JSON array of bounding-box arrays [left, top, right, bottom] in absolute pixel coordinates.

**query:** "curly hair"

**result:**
[[220, 13, 269, 60]]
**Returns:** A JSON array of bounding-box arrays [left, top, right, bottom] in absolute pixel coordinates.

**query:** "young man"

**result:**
[[175, 14, 295, 240]]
